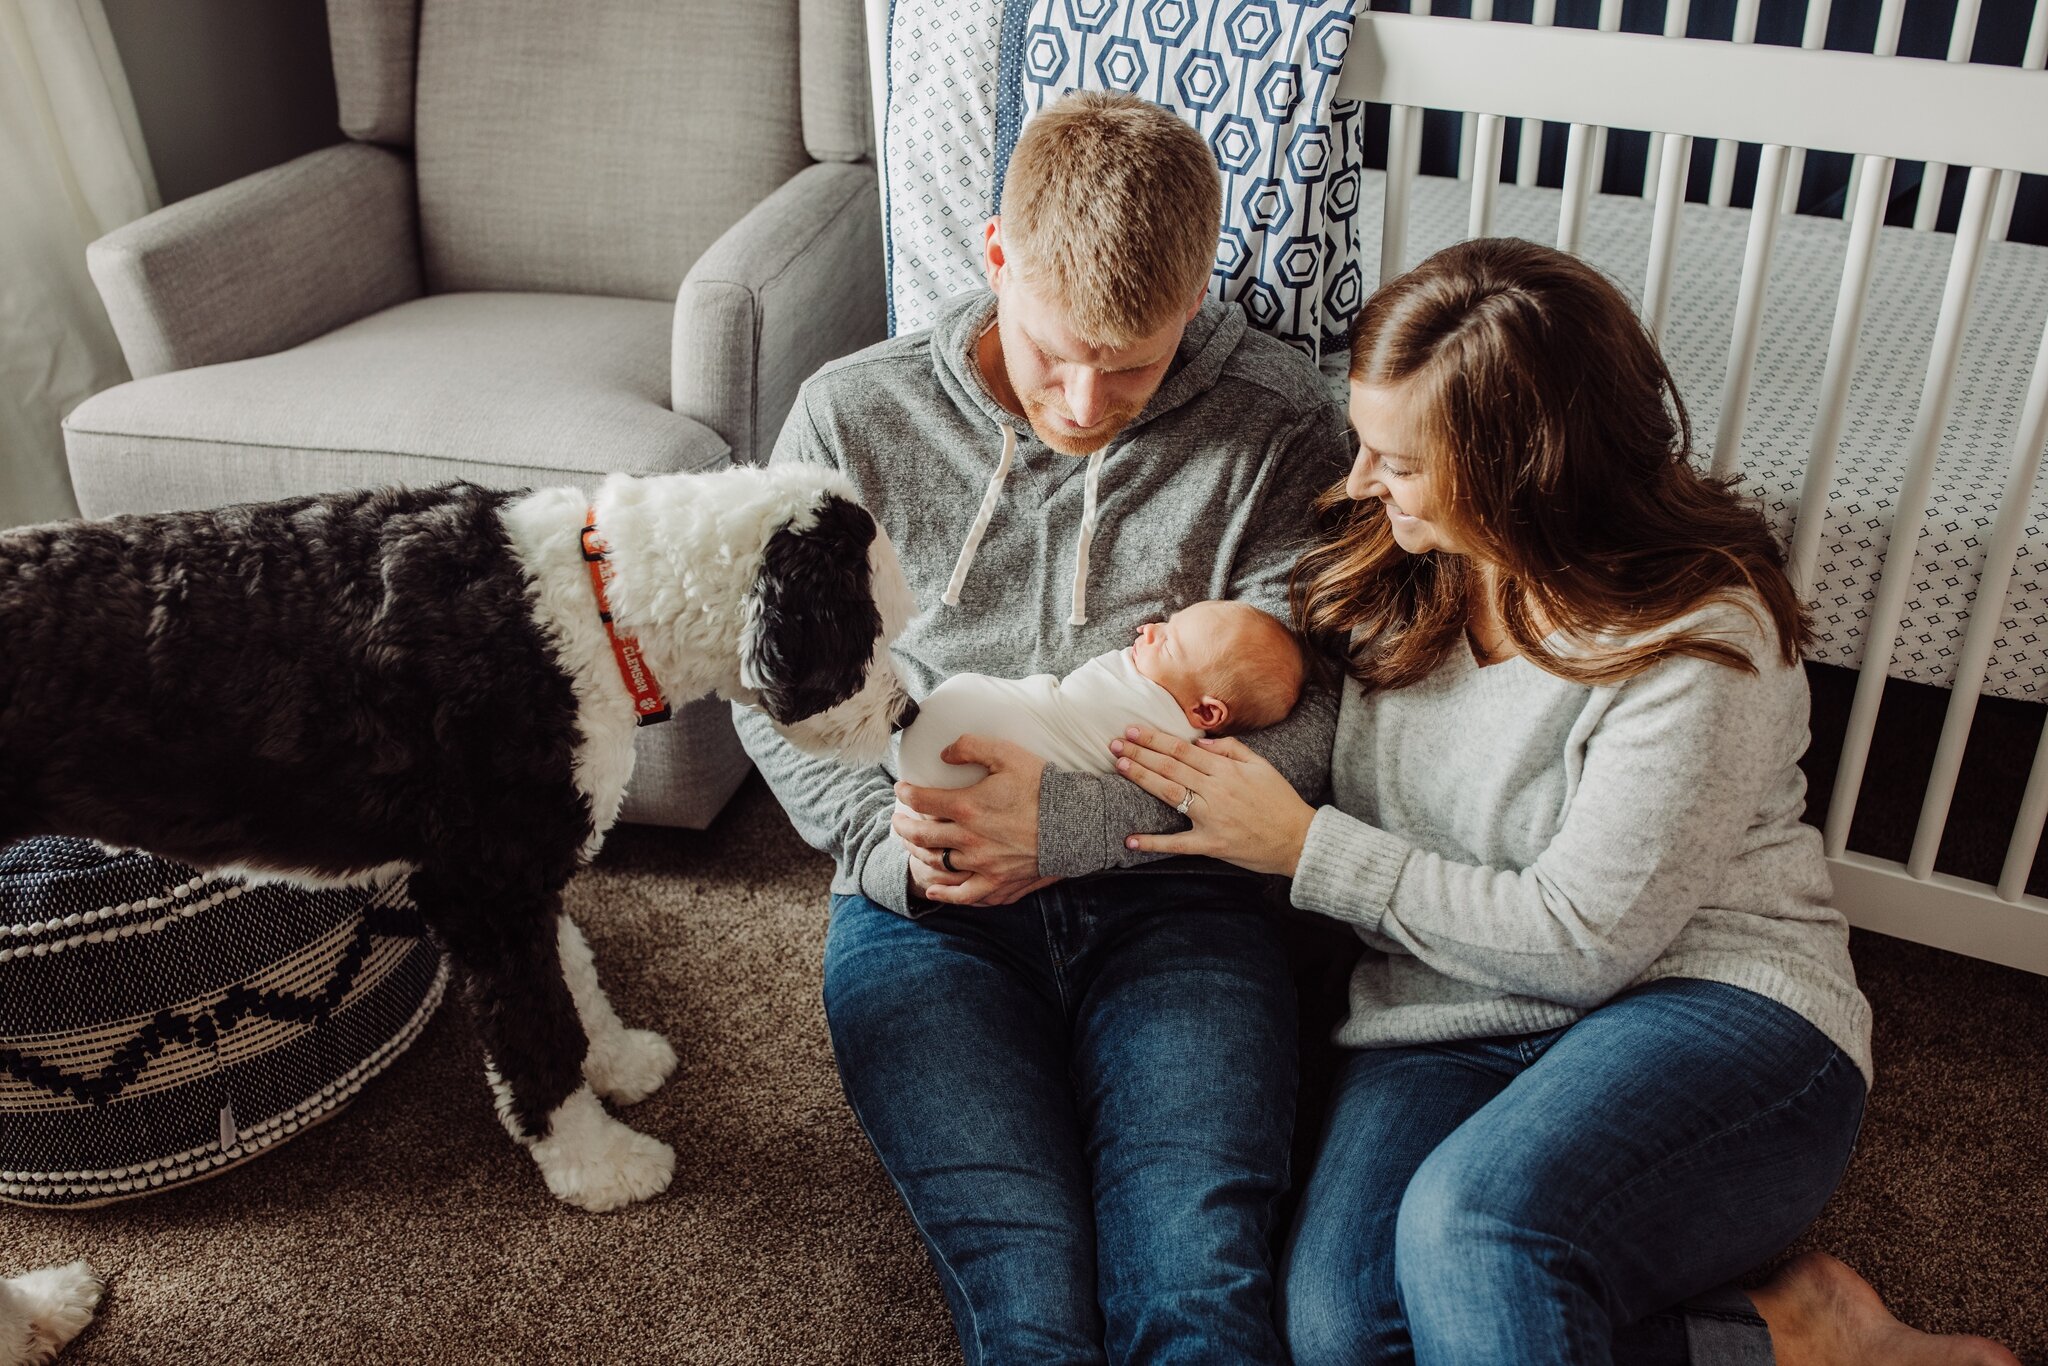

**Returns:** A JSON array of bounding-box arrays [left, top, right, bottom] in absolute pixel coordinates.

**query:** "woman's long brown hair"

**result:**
[[1290, 237, 1811, 692]]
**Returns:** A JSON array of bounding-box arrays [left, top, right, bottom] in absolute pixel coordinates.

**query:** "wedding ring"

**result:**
[[1174, 790, 1197, 817], [941, 848, 957, 873]]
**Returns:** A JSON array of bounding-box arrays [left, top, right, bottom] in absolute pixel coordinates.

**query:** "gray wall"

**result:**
[[102, 0, 342, 205]]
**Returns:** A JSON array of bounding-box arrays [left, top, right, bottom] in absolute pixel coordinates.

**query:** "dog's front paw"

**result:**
[[10, 1260, 103, 1364], [585, 1028, 678, 1106], [529, 1087, 675, 1212], [540, 1124, 675, 1214]]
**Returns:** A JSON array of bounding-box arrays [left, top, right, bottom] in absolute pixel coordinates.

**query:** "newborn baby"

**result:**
[[897, 600, 1305, 789]]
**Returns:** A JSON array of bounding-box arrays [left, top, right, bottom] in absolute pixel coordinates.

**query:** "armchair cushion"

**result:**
[[672, 162, 885, 467], [800, 0, 871, 163], [64, 293, 727, 516], [328, 0, 420, 145], [414, 0, 810, 301], [86, 143, 422, 381]]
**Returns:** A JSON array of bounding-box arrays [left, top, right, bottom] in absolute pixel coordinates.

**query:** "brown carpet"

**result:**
[[3, 774, 2042, 1364]]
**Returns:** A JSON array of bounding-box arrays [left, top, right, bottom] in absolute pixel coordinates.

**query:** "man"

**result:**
[[735, 91, 1344, 1362]]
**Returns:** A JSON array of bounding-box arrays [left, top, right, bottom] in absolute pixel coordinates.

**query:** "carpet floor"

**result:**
[[3, 773, 2042, 1365]]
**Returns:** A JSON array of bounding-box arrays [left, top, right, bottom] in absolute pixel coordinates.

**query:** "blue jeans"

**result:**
[[824, 870, 1298, 1365], [1281, 978, 1867, 1366]]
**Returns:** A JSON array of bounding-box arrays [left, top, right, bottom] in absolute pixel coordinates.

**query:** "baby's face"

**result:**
[[1130, 601, 1238, 709]]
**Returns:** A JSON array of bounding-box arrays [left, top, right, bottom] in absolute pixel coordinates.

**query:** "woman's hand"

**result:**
[[1111, 726, 1316, 877]]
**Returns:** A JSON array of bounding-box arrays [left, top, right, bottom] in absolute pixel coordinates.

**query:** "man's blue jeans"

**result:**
[[1281, 977, 1868, 1366], [824, 870, 1298, 1365]]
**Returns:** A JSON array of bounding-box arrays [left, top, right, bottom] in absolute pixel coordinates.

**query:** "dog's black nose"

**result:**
[[892, 696, 920, 733]]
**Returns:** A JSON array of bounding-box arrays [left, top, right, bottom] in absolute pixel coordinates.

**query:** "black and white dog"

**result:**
[[0, 465, 917, 1213]]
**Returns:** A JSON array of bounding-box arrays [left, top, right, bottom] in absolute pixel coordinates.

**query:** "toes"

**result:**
[[13, 1260, 103, 1358], [528, 1086, 675, 1212], [541, 1127, 675, 1212], [585, 1028, 678, 1106]]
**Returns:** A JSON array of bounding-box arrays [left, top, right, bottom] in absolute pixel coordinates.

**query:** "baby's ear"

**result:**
[[1189, 696, 1229, 732]]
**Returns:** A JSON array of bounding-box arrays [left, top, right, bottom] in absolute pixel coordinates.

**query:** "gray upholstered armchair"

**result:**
[[62, 0, 886, 829]]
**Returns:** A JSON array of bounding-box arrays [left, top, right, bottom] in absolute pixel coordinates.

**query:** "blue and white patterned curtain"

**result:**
[[882, 0, 1365, 366]]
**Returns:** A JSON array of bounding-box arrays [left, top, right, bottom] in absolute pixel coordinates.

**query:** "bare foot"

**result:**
[[1748, 1251, 2020, 1366]]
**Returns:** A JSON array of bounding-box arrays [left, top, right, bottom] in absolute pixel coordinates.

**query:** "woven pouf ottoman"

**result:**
[[0, 837, 448, 1207]]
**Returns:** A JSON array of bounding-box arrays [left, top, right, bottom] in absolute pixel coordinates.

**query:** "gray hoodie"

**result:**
[[734, 291, 1347, 914]]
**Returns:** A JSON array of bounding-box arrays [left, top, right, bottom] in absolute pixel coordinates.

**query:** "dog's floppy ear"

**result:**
[[740, 493, 884, 725]]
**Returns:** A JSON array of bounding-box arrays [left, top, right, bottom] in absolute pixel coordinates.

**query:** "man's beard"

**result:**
[[1020, 393, 1143, 456]]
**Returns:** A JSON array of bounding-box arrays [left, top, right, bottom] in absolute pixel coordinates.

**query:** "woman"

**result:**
[[1109, 238, 2017, 1366]]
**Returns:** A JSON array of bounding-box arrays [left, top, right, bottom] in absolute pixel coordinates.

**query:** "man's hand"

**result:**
[[894, 735, 1057, 907]]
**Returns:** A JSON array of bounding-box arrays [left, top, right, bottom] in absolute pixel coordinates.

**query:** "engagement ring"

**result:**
[[1174, 791, 1197, 816]]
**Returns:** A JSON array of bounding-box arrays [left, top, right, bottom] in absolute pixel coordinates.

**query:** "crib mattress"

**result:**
[[1362, 172, 2048, 701]]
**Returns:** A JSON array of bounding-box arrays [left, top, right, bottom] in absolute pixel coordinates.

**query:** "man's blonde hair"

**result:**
[[999, 90, 1222, 347]]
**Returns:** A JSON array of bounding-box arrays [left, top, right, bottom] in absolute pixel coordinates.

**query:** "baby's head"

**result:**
[[1130, 600, 1305, 736]]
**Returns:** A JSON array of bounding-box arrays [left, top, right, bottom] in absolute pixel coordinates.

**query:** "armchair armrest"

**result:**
[[672, 162, 885, 467], [87, 142, 423, 380]]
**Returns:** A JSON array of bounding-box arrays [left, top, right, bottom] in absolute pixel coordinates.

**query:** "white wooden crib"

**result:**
[[864, 0, 2048, 976]]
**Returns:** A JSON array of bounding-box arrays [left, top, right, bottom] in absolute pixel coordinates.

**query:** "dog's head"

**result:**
[[738, 491, 918, 765]]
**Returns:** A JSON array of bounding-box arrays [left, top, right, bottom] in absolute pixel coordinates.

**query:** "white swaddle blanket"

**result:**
[[896, 647, 1203, 789]]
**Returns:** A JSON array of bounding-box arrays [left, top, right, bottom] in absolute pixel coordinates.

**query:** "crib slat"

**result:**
[[1434, 0, 1464, 176], [1557, 123, 1594, 256], [1707, 144, 1789, 480], [1781, 0, 1836, 215], [1914, 313, 2048, 881], [1789, 156, 1895, 597], [1706, 153, 1738, 212], [1382, 104, 1419, 286], [1824, 167, 1999, 859], [1843, 0, 1908, 214], [1642, 133, 1693, 344], [1585, 0, 1623, 196], [1944, 0, 1984, 63], [1991, 0, 2047, 242], [1455, 0, 1496, 182], [1516, 0, 1559, 188], [1467, 114, 1504, 239], [1706, 0, 1760, 210], [1991, 170, 2021, 244], [1664, 0, 1693, 41], [1915, 169, 1950, 232], [2001, 723, 2048, 900], [1642, 0, 1695, 200], [1914, 0, 1986, 233], [1874, 0, 1906, 55]]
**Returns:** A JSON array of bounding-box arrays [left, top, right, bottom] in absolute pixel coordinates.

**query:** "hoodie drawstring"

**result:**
[[1069, 447, 1105, 626], [943, 422, 1016, 606], [943, 421, 1106, 625]]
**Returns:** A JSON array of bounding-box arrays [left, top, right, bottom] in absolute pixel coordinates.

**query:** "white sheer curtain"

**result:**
[[0, 0, 157, 529]]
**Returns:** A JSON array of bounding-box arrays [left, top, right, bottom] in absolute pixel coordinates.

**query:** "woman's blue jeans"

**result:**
[[1280, 977, 1868, 1366], [823, 870, 1298, 1366]]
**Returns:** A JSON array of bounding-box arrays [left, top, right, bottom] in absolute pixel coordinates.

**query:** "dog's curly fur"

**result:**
[[0, 1262, 100, 1366], [0, 465, 916, 1214]]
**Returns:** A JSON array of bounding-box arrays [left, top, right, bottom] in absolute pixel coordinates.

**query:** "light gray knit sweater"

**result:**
[[1291, 600, 1875, 1084]]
